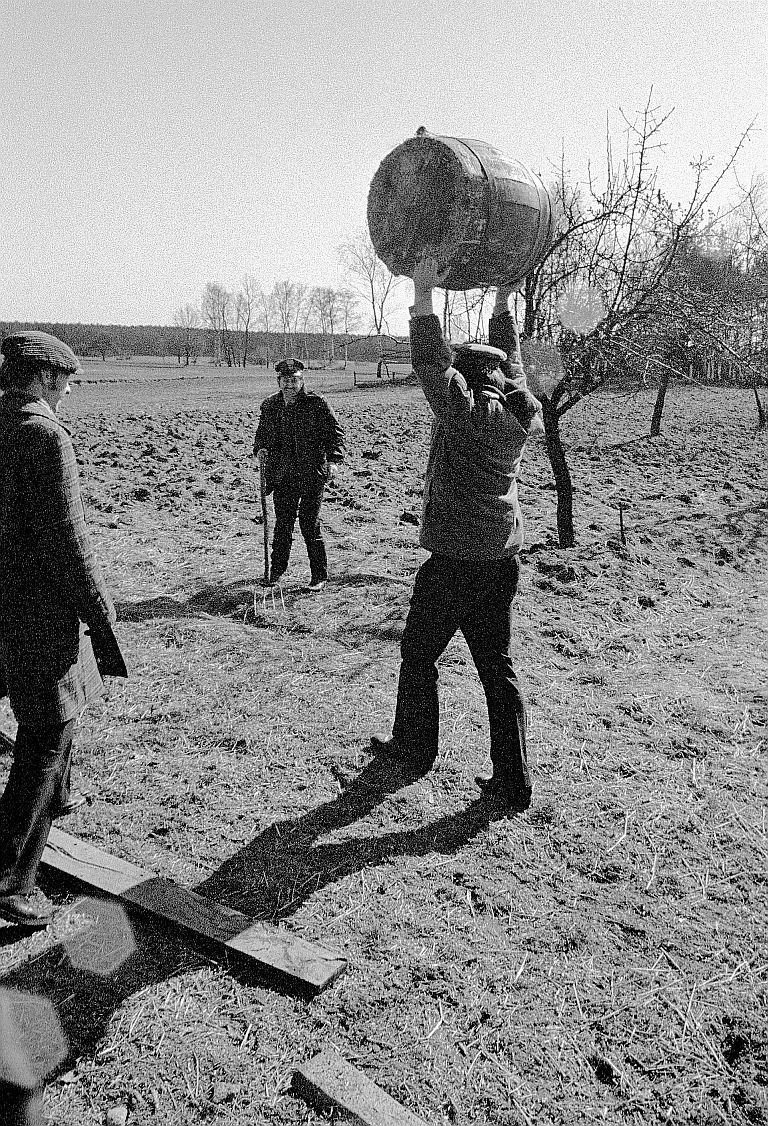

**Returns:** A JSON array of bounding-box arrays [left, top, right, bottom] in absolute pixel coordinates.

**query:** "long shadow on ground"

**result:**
[[195, 757, 493, 919], [0, 754, 494, 1069], [115, 570, 412, 623], [116, 581, 255, 621]]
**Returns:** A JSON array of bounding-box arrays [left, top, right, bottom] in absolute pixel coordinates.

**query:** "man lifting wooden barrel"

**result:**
[[370, 256, 543, 813], [367, 130, 552, 813]]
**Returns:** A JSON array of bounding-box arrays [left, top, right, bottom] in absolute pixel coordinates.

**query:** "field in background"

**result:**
[[71, 356, 412, 387], [0, 376, 766, 1125]]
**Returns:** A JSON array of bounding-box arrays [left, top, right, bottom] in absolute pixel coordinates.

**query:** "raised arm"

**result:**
[[489, 285, 527, 392], [409, 256, 458, 420], [490, 286, 544, 435]]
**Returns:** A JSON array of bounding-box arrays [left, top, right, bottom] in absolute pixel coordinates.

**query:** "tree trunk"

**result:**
[[753, 381, 767, 430], [542, 397, 575, 547], [650, 370, 670, 436]]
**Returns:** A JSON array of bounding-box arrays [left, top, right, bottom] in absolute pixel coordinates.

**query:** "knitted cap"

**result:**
[[1, 331, 81, 374]]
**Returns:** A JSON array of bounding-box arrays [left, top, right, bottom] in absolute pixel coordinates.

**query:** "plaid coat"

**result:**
[[0, 393, 123, 729]]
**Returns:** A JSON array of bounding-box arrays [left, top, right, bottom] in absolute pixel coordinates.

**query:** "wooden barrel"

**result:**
[[367, 133, 554, 290]]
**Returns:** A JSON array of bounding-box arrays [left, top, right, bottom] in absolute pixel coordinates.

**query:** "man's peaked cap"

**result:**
[[275, 358, 305, 376], [1, 331, 81, 374], [452, 342, 507, 362]]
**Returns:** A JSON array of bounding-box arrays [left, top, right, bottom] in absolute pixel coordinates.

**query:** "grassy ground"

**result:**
[[0, 372, 766, 1125]]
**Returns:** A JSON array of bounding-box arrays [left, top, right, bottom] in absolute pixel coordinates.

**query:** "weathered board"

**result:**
[[293, 1048, 428, 1126], [39, 828, 346, 994], [43, 827, 152, 896]]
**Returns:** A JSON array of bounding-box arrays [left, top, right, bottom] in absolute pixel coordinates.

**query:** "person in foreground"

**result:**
[[371, 257, 543, 814], [0, 332, 127, 926], [253, 358, 345, 592]]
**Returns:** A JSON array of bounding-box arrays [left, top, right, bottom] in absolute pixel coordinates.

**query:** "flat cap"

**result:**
[[1, 331, 81, 374], [275, 357, 305, 376], [452, 342, 507, 362]]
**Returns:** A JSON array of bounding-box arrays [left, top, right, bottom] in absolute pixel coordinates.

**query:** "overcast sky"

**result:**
[[1, 0, 765, 334]]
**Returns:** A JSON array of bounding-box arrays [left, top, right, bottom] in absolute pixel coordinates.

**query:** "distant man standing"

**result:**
[[253, 358, 345, 591], [0, 332, 126, 926], [371, 257, 543, 814]]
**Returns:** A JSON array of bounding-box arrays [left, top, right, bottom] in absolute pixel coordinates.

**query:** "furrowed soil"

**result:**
[[1, 364, 766, 1125]]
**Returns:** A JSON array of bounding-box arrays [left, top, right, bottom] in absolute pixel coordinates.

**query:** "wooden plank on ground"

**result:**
[[292, 1048, 428, 1126], [43, 827, 153, 896], [40, 827, 346, 994]]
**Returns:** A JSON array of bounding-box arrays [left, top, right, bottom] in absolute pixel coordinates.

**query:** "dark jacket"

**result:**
[[253, 388, 345, 494], [412, 313, 539, 560], [0, 393, 126, 728]]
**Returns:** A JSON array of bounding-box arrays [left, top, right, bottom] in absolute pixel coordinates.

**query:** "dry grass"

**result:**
[[0, 378, 766, 1125]]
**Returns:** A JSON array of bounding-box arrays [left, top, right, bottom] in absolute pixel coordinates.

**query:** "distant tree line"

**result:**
[[0, 318, 408, 367], [0, 237, 412, 369]]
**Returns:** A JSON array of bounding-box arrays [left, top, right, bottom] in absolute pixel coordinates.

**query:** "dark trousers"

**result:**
[[271, 481, 328, 582], [393, 554, 530, 790], [0, 719, 75, 895]]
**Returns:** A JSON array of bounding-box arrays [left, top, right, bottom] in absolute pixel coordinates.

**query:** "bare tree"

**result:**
[[519, 93, 755, 545], [172, 303, 201, 366], [441, 287, 494, 342], [338, 229, 400, 336], [256, 286, 276, 367], [234, 275, 259, 368], [336, 288, 362, 367], [271, 280, 298, 356], [311, 286, 343, 364], [292, 283, 309, 360], [201, 282, 233, 366], [91, 332, 116, 362]]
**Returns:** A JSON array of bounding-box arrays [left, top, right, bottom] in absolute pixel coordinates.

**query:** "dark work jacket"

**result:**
[[412, 313, 540, 561], [0, 392, 126, 728], [253, 388, 345, 494]]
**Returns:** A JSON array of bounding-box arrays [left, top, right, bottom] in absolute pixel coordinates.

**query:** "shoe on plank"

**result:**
[[52, 789, 87, 818], [0, 887, 56, 926]]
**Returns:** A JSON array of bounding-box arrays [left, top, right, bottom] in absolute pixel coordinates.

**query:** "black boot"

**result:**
[[475, 774, 532, 813]]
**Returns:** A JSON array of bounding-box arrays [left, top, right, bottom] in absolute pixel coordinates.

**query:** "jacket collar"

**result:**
[[0, 392, 71, 433]]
